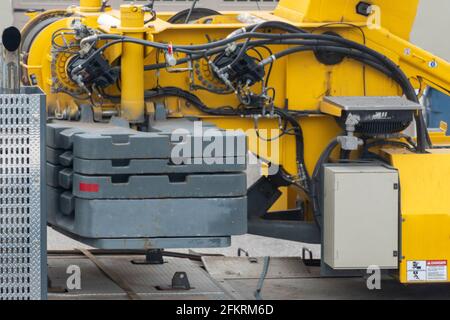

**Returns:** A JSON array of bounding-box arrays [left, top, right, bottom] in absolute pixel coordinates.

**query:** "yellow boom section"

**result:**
[[275, 0, 419, 39], [275, 0, 450, 98]]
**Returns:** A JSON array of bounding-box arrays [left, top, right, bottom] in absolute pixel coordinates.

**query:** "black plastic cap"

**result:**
[[2, 26, 22, 52], [356, 1, 372, 17]]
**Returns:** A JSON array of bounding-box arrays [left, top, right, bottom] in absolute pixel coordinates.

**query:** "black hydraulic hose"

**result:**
[[83, 24, 428, 149], [273, 108, 311, 189], [312, 138, 340, 191], [251, 37, 429, 150], [243, 21, 307, 34], [82, 34, 200, 54], [225, 32, 419, 101], [226, 21, 306, 71], [73, 39, 123, 74], [176, 31, 421, 118], [144, 87, 312, 190], [364, 140, 416, 153], [310, 137, 416, 230], [250, 36, 414, 95], [91, 32, 414, 98], [257, 44, 394, 77], [88, 31, 355, 53], [143, 39, 340, 71], [88, 31, 422, 104], [184, 0, 199, 24], [283, 38, 429, 151], [144, 87, 240, 116], [144, 37, 393, 79], [167, 30, 419, 102], [144, 39, 387, 72], [311, 138, 340, 229], [294, 34, 428, 150]]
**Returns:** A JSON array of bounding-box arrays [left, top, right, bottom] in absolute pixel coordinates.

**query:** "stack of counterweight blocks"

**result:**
[[46, 119, 248, 249]]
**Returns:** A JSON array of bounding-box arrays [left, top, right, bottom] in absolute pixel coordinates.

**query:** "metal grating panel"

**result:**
[[0, 88, 46, 300]]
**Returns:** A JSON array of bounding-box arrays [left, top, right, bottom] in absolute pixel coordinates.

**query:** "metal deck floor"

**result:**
[[48, 254, 234, 300], [48, 254, 450, 300]]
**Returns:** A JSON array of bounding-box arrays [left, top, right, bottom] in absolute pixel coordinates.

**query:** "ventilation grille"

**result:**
[[0, 92, 44, 300]]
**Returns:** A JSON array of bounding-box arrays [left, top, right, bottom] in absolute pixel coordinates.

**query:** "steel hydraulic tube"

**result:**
[[1, 27, 22, 93], [79, 0, 103, 12], [120, 4, 145, 123]]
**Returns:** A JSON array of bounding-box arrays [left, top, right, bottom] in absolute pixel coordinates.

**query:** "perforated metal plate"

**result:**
[[0, 88, 46, 300], [323, 96, 422, 111]]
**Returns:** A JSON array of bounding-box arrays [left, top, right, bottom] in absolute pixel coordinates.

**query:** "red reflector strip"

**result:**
[[79, 183, 100, 193]]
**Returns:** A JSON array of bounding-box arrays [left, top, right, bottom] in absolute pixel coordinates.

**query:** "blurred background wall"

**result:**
[[4, 0, 449, 61], [412, 0, 450, 61]]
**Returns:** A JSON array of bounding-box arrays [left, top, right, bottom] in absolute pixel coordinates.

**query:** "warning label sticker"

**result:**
[[407, 261, 426, 281], [407, 260, 448, 282], [426, 260, 448, 281]]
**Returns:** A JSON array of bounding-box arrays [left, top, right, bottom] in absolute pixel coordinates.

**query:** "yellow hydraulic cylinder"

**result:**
[[120, 4, 145, 123], [79, 0, 103, 12]]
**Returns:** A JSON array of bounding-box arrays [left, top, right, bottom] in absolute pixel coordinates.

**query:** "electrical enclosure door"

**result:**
[[323, 166, 399, 270]]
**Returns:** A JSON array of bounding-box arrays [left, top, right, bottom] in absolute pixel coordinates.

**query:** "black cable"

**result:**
[[226, 21, 282, 71], [254, 256, 270, 300], [255, 45, 274, 86], [144, 86, 312, 191], [273, 108, 311, 190], [76, 28, 427, 151], [144, 87, 240, 116], [243, 21, 307, 34], [143, 39, 342, 71], [184, 0, 200, 24], [75, 23, 428, 174], [310, 138, 340, 229], [258, 44, 393, 76], [364, 140, 416, 153], [312, 22, 368, 95], [84, 28, 422, 112], [144, 9, 157, 24]]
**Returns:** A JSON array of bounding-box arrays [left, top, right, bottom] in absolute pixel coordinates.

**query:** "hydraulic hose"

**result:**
[[310, 138, 340, 229]]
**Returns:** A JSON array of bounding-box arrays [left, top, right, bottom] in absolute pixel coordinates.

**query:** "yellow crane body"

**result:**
[[21, 0, 450, 284]]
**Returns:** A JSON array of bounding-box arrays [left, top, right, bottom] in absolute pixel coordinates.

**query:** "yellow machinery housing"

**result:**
[[21, 0, 450, 284]]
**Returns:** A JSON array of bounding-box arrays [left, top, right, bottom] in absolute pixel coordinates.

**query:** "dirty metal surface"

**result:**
[[223, 277, 450, 300], [203, 257, 450, 300], [202, 257, 318, 280], [48, 255, 234, 300], [48, 254, 450, 300]]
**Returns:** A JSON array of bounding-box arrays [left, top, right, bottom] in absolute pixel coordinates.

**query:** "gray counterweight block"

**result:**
[[46, 147, 64, 165], [73, 157, 247, 175], [72, 131, 246, 160], [46, 185, 247, 240], [46, 121, 137, 149], [46, 162, 64, 188], [73, 132, 173, 159], [47, 119, 248, 161], [45, 118, 249, 251], [72, 172, 247, 199]]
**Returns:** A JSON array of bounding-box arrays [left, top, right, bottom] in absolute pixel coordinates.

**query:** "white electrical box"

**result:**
[[323, 166, 399, 270]]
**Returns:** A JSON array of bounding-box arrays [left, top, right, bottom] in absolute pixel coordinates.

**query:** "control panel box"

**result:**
[[323, 165, 399, 270]]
